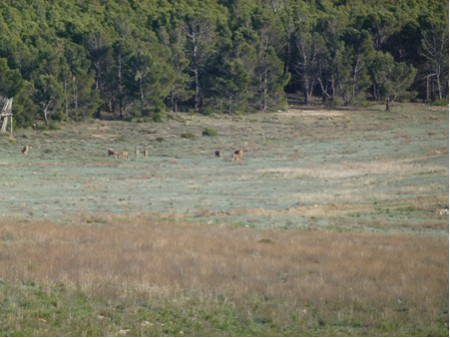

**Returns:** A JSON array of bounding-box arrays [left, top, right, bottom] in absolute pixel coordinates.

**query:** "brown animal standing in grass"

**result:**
[[117, 151, 129, 159], [135, 147, 140, 158], [21, 145, 30, 155], [232, 149, 243, 160], [215, 150, 221, 157], [144, 148, 149, 157], [108, 148, 117, 156]]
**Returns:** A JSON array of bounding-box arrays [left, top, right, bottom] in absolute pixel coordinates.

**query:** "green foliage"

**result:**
[[370, 51, 417, 110], [0, 58, 22, 98], [0, 0, 446, 127], [202, 127, 218, 137], [181, 132, 196, 139], [33, 74, 64, 128], [431, 99, 449, 106]]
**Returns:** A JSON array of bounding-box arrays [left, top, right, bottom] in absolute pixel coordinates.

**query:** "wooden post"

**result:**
[[0, 98, 13, 136], [1, 115, 7, 132]]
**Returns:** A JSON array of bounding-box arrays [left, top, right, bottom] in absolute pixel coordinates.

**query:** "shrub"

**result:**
[[202, 127, 218, 137], [431, 99, 448, 106], [181, 132, 196, 139], [49, 121, 61, 130]]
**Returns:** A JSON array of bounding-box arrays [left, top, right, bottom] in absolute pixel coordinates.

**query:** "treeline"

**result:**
[[0, 0, 448, 127]]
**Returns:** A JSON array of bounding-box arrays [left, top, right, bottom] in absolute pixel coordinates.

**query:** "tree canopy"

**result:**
[[0, 0, 447, 126]]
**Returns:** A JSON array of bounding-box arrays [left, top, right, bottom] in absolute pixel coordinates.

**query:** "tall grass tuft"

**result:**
[[0, 216, 447, 336]]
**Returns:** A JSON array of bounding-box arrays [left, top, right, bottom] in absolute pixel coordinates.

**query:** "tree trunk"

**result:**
[[64, 78, 69, 121], [385, 98, 391, 111], [194, 68, 200, 111], [117, 51, 124, 119], [139, 75, 145, 115], [259, 71, 268, 112], [43, 107, 50, 128], [436, 71, 442, 100]]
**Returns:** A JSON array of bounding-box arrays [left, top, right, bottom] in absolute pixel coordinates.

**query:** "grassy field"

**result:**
[[0, 102, 448, 336]]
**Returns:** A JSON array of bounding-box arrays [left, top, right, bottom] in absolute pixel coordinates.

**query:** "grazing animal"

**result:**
[[232, 149, 243, 160], [117, 151, 129, 159], [438, 208, 449, 216], [215, 150, 221, 157], [135, 147, 140, 158], [21, 145, 29, 155], [108, 148, 117, 156], [144, 148, 149, 157]]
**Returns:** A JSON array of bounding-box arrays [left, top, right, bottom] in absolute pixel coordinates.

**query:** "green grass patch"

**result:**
[[180, 132, 196, 139], [202, 127, 218, 136], [0, 280, 446, 336]]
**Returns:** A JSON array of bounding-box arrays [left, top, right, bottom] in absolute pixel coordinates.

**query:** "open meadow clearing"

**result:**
[[0, 103, 448, 336]]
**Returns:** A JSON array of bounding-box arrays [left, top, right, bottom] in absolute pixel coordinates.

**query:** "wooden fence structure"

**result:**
[[0, 97, 13, 135]]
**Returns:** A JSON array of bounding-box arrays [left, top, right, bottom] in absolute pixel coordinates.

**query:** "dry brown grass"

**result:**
[[0, 215, 447, 335]]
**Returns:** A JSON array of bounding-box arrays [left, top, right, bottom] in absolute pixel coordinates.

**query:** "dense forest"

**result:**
[[0, 0, 448, 127]]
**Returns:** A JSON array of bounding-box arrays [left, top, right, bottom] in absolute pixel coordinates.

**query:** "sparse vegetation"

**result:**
[[180, 132, 196, 139], [202, 127, 218, 137], [0, 103, 447, 336], [0, 217, 447, 336]]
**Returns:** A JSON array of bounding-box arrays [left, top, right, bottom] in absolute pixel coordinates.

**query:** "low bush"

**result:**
[[202, 127, 218, 136], [181, 132, 196, 139]]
